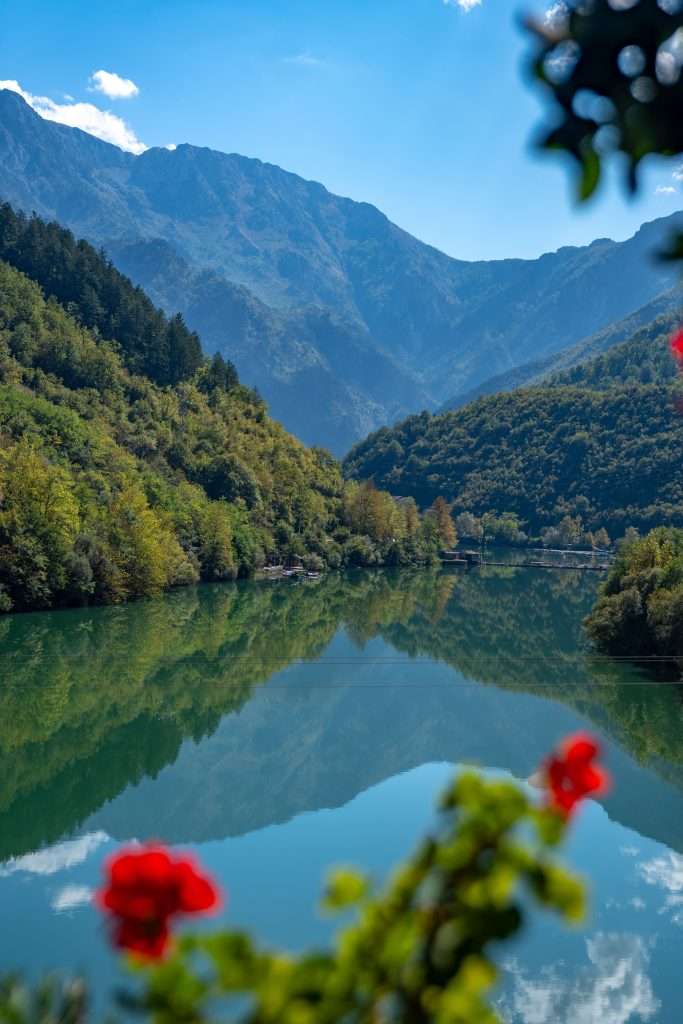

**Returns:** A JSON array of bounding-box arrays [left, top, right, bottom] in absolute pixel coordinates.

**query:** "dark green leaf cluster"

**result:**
[[527, 0, 683, 199], [585, 526, 683, 660]]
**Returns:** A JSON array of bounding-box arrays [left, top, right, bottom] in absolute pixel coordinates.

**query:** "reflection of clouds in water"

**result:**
[[639, 851, 683, 926], [51, 884, 93, 912], [0, 832, 108, 877], [621, 846, 640, 858], [500, 932, 659, 1024]]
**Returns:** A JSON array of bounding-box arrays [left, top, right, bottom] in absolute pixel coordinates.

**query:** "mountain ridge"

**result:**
[[2, 86, 681, 452]]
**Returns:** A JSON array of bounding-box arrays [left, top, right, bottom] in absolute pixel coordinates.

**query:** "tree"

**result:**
[[593, 527, 611, 551], [402, 497, 420, 536], [455, 511, 483, 542], [430, 496, 457, 549]]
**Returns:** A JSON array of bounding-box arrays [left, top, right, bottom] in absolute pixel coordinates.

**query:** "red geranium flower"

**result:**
[[96, 844, 221, 960], [670, 328, 683, 364], [544, 732, 610, 817]]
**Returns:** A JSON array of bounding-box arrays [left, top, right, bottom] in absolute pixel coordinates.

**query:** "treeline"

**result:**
[[585, 527, 683, 661], [343, 382, 683, 536], [0, 203, 206, 386], [550, 313, 680, 391], [0, 231, 442, 613]]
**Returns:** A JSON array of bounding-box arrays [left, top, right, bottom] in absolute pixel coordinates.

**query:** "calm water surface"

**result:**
[[0, 567, 681, 1022]]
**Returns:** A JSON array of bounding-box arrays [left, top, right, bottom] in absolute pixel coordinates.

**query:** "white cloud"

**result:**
[[165, 143, 177, 151], [51, 884, 93, 913], [639, 851, 683, 924], [89, 69, 139, 100], [500, 933, 659, 1024], [655, 185, 677, 195], [0, 80, 146, 154], [0, 832, 108, 877], [443, 0, 482, 9], [283, 52, 325, 67]]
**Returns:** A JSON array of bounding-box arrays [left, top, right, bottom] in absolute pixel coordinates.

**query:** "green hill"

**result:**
[[549, 311, 680, 390], [343, 379, 683, 536], [0, 222, 438, 613]]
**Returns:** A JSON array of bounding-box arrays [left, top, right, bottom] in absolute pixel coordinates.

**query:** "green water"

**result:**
[[0, 566, 681, 1021]]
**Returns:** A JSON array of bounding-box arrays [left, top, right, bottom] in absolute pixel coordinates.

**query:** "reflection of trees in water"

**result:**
[[0, 569, 681, 859], [372, 568, 683, 774]]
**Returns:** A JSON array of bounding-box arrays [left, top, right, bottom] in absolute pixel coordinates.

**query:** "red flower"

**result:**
[[544, 733, 610, 817], [96, 845, 221, 960], [670, 328, 683, 364]]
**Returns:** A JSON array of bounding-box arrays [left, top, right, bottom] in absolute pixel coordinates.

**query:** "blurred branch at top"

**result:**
[[526, 0, 683, 256]]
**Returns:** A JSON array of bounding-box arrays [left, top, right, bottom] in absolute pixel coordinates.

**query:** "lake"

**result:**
[[0, 566, 681, 1022]]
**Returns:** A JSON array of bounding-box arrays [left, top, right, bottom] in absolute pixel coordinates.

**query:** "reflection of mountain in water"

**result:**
[[0, 570, 682, 860]]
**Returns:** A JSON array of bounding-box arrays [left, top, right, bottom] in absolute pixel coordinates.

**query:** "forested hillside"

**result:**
[[0, 228, 440, 613], [549, 313, 680, 389], [1, 86, 680, 449], [344, 382, 683, 536]]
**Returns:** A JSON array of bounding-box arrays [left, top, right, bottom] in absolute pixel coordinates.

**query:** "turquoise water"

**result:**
[[0, 567, 681, 1021]]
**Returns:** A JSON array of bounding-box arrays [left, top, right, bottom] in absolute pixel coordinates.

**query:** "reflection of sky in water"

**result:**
[[0, 762, 680, 1023], [0, 569, 681, 1022]]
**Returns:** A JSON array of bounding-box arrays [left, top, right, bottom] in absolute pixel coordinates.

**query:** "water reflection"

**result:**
[[0, 568, 681, 859], [500, 932, 660, 1023], [0, 562, 682, 1023]]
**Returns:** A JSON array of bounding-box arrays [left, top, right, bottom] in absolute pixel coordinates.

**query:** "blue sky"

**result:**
[[2, 0, 682, 261]]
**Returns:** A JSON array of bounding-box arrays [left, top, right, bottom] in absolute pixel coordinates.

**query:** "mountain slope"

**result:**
[[441, 285, 683, 410], [0, 231, 441, 613], [343, 382, 683, 535], [109, 237, 429, 452], [2, 87, 681, 449]]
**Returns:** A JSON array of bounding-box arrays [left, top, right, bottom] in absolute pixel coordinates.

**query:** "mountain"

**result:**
[[107, 237, 428, 453], [440, 286, 683, 411], [1, 87, 681, 451]]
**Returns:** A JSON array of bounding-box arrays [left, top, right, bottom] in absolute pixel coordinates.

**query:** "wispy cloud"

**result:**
[[283, 52, 325, 67], [0, 80, 147, 154], [0, 832, 109, 877], [655, 185, 677, 195], [443, 0, 482, 10], [89, 69, 139, 100]]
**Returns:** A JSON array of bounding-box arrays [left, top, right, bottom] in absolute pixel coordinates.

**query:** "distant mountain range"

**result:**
[[1, 87, 681, 453]]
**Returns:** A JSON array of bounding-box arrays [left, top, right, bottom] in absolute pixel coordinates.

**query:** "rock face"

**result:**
[[1, 87, 680, 452]]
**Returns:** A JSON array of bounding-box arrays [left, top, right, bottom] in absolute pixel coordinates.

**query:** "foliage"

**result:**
[[107, 771, 584, 1024], [549, 312, 681, 390], [585, 525, 683, 659], [343, 383, 683, 536], [0, 253, 439, 612], [0, 203, 206, 386], [527, 0, 683, 200]]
